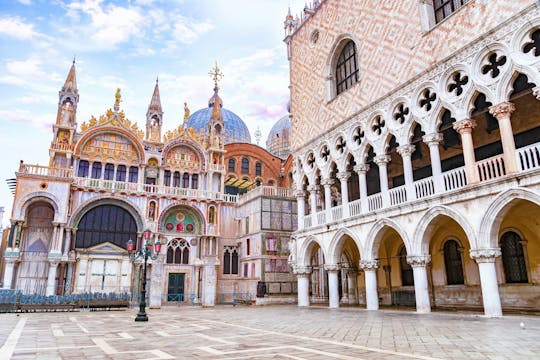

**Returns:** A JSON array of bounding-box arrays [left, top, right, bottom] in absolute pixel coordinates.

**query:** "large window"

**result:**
[[223, 247, 239, 275], [104, 163, 114, 180], [164, 170, 171, 186], [255, 162, 262, 176], [399, 246, 414, 286], [116, 165, 126, 182], [433, 0, 469, 24], [173, 171, 180, 187], [191, 174, 198, 189], [228, 158, 236, 172], [91, 162, 102, 179], [78, 160, 89, 177], [336, 40, 359, 95], [500, 231, 528, 283], [128, 166, 138, 183], [166, 239, 190, 265], [75, 205, 137, 248], [443, 239, 464, 285], [182, 173, 189, 188], [241, 157, 249, 174]]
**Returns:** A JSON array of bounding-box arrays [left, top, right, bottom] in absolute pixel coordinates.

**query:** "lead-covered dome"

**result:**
[[266, 114, 291, 159], [188, 106, 251, 144]]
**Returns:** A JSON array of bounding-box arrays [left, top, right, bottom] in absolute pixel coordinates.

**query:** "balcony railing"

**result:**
[[299, 142, 540, 230], [237, 185, 294, 203], [18, 164, 73, 178]]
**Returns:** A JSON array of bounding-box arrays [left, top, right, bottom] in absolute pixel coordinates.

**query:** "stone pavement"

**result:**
[[0, 305, 539, 359]]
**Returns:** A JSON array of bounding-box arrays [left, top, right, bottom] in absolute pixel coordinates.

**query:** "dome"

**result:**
[[266, 114, 291, 159], [187, 106, 251, 144]]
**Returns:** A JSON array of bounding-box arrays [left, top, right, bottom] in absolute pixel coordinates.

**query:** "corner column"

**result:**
[[453, 119, 479, 184], [307, 185, 319, 225], [423, 133, 444, 193], [354, 164, 369, 213], [470, 249, 503, 317], [325, 264, 340, 309], [46, 261, 59, 296], [374, 155, 391, 207], [489, 102, 517, 173], [336, 172, 350, 217], [360, 259, 379, 310], [2, 257, 19, 289], [295, 266, 312, 307], [321, 179, 333, 223], [295, 190, 306, 230], [397, 145, 416, 201], [407, 255, 431, 313]]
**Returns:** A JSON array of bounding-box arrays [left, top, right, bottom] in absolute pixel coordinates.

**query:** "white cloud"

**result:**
[[0, 17, 41, 40], [0, 109, 53, 129], [172, 15, 214, 44], [18, 0, 32, 4]]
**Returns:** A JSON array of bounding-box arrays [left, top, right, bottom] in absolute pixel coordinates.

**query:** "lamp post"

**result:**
[[126, 229, 161, 322]]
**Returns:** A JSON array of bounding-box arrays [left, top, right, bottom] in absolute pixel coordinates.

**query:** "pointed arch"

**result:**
[[479, 188, 540, 249], [297, 235, 325, 267], [413, 205, 477, 255], [365, 218, 410, 259], [327, 227, 363, 264]]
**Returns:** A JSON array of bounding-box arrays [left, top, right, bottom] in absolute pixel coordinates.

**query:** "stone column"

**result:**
[[354, 164, 369, 213], [46, 261, 59, 296], [307, 185, 319, 225], [407, 255, 431, 313], [2, 258, 18, 289], [374, 155, 391, 207], [295, 190, 306, 230], [64, 262, 73, 295], [336, 171, 350, 217], [347, 269, 358, 304], [453, 119, 479, 184], [360, 259, 379, 310], [158, 167, 165, 187], [63, 228, 72, 256], [51, 223, 59, 252], [325, 264, 340, 308], [397, 144, 416, 201], [489, 102, 517, 174], [423, 133, 444, 193], [470, 249, 503, 317], [321, 179, 334, 223], [295, 266, 311, 307], [138, 165, 146, 185]]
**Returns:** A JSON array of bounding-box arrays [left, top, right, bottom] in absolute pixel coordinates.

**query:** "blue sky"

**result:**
[[0, 0, 306, 225]]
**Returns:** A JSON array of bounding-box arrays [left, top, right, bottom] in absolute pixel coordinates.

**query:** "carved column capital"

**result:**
[[470, 248, 501, 263], [307, 184, 319, 193], [324, 264, 339, 272], [293, 265, 312, 276], [336, 171, 350, 181], [374, 155, 391, 166], [422, 132, 443, 146], [359, 259, 379, 270], [353, 164, 370, 173], [294, 190, 306, 199], [489, 102, 515, 119], [397, 144, 416, 157], [453, 119, 477, 134], [320, 178, 335, 187], [406, 255, 431, 267]]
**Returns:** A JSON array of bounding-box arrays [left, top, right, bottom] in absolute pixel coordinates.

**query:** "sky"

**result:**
[[0, 0, 307, 226]]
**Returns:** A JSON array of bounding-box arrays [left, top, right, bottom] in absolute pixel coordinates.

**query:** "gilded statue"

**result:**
[[114, 88, 121, 109], [184, 102, 190, 122], [89, 116, 97, 127]]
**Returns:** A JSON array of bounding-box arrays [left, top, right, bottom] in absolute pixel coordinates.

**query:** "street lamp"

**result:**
[[126, 228, 161, 322]]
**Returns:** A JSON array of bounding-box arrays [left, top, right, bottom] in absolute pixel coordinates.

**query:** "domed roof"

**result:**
[[266, 114, 291, 159], [187, 106, 251, 144]]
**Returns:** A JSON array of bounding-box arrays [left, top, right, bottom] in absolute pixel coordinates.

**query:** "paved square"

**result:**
[[1, 306, 539, 359]]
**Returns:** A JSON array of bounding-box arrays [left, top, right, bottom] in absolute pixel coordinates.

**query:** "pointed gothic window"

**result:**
[[443, 240, 464, 285], [223, 248, 231, 274], [501, 231, 528, 283], [336, 40, 359, 95]]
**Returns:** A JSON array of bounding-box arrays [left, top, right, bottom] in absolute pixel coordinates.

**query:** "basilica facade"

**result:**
[[2, 63, 296, 307], [286, 0, 540, 316]]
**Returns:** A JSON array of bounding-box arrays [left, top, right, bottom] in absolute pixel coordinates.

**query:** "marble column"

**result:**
[[2, 258, 18, 289], [63, 228, 72, 256], [407, 255, 431, 313], [374, 155, 391, 207], [360, 259, 379, 310], [295, 190, 306, 230], [453, 119, 479, 184], [347, 269, 358, 304], [64, 262, 73, 294], [354, 164, 369, 213], [337, 171, 350, 217], [321, 179, 334, 223], [46, 261, 59, 296], [295, 266, 311, 307], [470, 249, 503, 317], [325, 264, 340, 308], [397, 144, 416, 201], [489, 102, 518, 174], [307, 185, 319, 225], [423, 133, 444, 193]]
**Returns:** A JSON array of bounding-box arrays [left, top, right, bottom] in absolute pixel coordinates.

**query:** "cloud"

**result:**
[[0, 109, 53, 129], [18, 0, 32, 4], [0, 17, 41, 40], [172, 15, 214, 44]]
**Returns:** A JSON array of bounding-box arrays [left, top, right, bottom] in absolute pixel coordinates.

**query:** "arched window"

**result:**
[[91, 162, 102, 179], [399, 246, 414, 286], [164, 170, 171, 186], [182, 173, 189, 188], [223, 246, 239, 275], [228, 158, 236, 172], [241, 157, 249, 174], [128, 166, 138, 183], [191, 174, 198, 189], [173, 171, 180, 187], [500, 231, 528, 283], [78, 160, 89, 177], [443, 239, 464, 285], [336, 40, 359, 95], [75, 205, 137, 249], [166, 239, 190, 265], [255, 162, 262, 176], [116, 165, 126, 182], [104, 163, 114, 180]]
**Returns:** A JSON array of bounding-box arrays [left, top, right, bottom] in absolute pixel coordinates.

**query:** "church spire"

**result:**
[[146, 77, 163, 143], [62, 59, 78, 93]]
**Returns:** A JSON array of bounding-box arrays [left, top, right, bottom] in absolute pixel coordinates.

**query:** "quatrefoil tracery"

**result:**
[[335, 137, 346, 154], [419, 89, 437, 112], [447, 72, 469, 96], [481, 53, 507, 78], [371, 116, 385, 136], [353, 127, 364, 145], [393, 104, 409, 124], [320, 145, 330, 162]]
